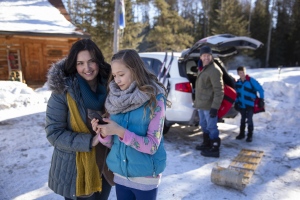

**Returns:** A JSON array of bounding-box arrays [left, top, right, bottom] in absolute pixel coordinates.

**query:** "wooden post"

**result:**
[[113, 0, 120, 54]]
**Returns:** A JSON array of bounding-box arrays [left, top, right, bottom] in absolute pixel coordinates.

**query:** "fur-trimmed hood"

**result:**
[[47, 58, 70, 94]]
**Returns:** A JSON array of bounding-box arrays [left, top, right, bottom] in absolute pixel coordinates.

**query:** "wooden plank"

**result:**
[[229, 149, 264, 171], [233, 156, 262, 164], [240, 149, 264, 157], [211, 149, 264, 190], [229, 162, 258, 171]]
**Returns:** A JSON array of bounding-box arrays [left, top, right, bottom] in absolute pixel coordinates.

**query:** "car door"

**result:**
[[182, 34, 263, 59]]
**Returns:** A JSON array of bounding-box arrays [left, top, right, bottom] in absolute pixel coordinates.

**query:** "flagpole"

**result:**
[[113, 0, 120, 54]]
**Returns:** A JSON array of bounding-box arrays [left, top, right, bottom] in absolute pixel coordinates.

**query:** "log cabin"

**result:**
[[0, 0, 89, 86]]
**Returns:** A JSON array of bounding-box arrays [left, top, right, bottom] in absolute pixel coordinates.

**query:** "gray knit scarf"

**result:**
[[105, 80, 165, 114]]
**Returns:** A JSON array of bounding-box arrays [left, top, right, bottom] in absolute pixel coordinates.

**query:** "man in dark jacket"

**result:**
[[194, 46, 224, 158]]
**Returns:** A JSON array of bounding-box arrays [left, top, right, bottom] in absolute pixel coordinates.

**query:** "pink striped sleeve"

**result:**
[[121, 97, 165, 155]]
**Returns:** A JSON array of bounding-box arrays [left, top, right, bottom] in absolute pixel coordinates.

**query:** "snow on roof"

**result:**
[[0, 0, 86, 36]]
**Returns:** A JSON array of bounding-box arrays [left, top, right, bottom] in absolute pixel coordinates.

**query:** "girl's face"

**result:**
[[76, 50, 99, 84], [111, 60, 133, 90]]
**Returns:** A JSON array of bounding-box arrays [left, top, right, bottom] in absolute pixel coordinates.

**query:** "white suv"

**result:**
[[140, 34, 263, 134], [139, 52, 199, 134]]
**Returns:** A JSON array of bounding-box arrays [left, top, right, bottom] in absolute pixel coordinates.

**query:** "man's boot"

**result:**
[[196, 133, 210, 151], [246, 128, 253, 142], [201, 138, 220, 158], [236, 125, 245, 140]]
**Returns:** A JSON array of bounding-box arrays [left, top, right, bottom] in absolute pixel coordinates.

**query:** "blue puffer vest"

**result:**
[[106, 93, 167, 177]]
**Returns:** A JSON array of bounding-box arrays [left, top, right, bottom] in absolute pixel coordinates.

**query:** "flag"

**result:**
[[119, 0, 125, 29]]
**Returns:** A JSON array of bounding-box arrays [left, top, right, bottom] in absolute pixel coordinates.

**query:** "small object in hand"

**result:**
[[209, 108, 218, 118], [87, 109, 108, 124]]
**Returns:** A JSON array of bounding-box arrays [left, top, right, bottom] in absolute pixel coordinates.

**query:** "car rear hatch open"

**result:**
[[181, 34, 263, 59]]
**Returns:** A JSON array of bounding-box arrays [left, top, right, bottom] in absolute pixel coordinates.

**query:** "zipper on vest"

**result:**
[[153, 171, 156, 177], [152, 157, 156, 177]]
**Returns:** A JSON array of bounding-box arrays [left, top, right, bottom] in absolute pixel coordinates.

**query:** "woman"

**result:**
[[45, 39, 114, 200], [91, 49, 167, 200]]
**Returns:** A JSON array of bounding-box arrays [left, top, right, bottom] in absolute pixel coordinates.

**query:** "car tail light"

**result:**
[[175, 82, 192, 93]]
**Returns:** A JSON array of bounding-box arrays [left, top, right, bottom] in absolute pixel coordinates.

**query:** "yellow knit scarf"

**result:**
[[66, 93, 102, 196]]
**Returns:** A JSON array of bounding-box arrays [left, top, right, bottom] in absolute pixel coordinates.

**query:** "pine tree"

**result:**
[[212, 0, 248, 36], [289, 0, 300, 66], [63, 0, 147, 58], [147, 0, 194, 51], [240, 0, 252, 34], [250, 0, 271, 67], [201, 0, 220, 36], [91, 0, 115, 60], [180, 0, 205, 43], [119, 0, 147, 51], [270, 0, 291, 66], [62, 0, 115, 60]]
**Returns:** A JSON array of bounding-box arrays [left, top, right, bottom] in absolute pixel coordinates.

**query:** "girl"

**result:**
[[91, 49, 167, 200]]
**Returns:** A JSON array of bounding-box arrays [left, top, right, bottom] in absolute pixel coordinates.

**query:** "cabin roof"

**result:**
[[0, 0, 89, 38]]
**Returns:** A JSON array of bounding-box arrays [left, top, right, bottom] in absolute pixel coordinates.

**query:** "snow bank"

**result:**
[[0, 81, 51, 110]]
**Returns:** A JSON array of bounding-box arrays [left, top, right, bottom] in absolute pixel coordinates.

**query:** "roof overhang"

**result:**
[[0, 30, 90, 39]]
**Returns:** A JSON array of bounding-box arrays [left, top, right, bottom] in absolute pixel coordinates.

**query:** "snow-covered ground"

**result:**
[[0, 67, 300, 200]]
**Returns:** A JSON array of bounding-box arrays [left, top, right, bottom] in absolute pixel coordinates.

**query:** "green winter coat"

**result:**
[[194, 61, 224, 110]]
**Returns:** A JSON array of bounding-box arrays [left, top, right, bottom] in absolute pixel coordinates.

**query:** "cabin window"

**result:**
[[48, 50, 63, 57]]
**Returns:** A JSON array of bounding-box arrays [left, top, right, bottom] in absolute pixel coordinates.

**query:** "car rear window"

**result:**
[[178, 61, 189, 78], [141, 57, 162, 76]]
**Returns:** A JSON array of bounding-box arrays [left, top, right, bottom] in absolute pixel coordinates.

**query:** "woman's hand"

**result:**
[[92, 134, 99, 147], [91, 118, 105, 138], [91, 119, 100, 146], [91, 118, 100, 133]]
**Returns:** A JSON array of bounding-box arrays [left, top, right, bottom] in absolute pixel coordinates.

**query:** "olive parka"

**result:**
[[194, 60, 224, 110]]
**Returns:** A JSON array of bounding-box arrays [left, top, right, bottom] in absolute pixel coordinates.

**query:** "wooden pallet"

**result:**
[[211, 149, 264, 190]]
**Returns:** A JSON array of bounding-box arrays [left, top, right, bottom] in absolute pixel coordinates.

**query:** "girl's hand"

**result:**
[[98, 118, 126, 138]]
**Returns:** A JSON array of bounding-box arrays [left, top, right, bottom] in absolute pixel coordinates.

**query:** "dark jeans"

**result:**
[[115, 184, 158, 200], [65, 175, 112, 200], [240, 107, 254, 131]]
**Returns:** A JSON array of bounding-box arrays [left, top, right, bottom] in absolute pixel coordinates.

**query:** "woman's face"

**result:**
[[111, 60, 133, 90], [76, 50, 99, 83]]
